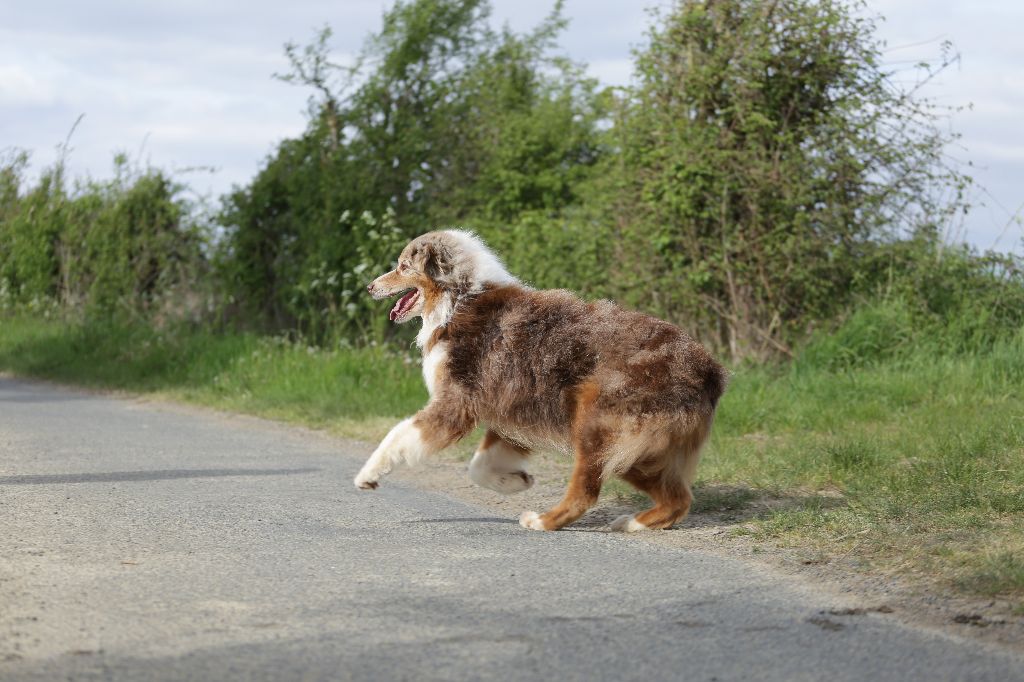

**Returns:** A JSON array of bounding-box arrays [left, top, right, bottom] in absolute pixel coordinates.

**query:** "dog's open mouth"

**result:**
[[389, 289, 420, 321]]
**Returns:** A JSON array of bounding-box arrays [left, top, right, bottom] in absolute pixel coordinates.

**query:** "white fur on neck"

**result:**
[[416, 291, 454, 348], [442, 229, 518, 291], [421, 340, 446, 396]]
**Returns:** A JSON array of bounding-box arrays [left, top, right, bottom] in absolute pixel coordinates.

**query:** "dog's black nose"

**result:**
[[366, 283, 374, 293]]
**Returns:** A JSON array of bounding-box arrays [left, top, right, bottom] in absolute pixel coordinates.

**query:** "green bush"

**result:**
[[0, 152, 207, 320], [217, 0, 606, 340], [799, 238, 1024, 371], [596, 0, 972, 358], [798, 300, 917, 371]]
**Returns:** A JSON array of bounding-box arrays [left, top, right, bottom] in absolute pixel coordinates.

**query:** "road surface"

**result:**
[[1, 376, 1022, 680]]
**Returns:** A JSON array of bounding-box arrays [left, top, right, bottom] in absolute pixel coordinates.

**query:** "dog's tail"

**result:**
[[704, 362, 729, 410], [674, 362, 725, 487], [599, 358, 724, 481]]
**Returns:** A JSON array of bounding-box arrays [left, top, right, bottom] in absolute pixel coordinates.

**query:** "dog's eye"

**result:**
[[397, 263, 407, 273]]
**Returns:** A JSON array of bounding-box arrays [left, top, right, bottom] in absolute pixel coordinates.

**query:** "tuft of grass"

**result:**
[[958, 549, 1024, 597], [601, 477, 647, 505]]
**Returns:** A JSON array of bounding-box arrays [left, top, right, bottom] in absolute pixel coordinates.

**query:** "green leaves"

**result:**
[[218, 0, 605, 341], [601, 0, 974, 359], [0, 153, 205, 320]]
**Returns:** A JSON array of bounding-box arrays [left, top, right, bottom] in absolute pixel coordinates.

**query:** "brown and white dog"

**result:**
[[355, 230, 726, 532]]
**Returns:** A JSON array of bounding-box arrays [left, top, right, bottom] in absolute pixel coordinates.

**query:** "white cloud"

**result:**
[[0, 63, 61, 107]]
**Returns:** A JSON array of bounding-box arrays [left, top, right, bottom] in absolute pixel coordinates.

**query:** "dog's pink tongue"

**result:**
[[390, 290, 417, 321]]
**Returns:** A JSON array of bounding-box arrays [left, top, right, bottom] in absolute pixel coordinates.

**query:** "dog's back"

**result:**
[[438, 285, 725, 462]]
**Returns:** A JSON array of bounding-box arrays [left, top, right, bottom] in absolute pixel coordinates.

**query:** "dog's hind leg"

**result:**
[[354, 395, 475, 490], [610, 465, 692, 532], [520, 381, 607, 531], [609, 415, 710, 532], [468, 430, 534, 494], [519, 453, 602, 531]]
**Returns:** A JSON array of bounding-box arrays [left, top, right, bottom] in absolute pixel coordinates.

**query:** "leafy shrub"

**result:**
[[799, 236, 1024, 371], [595, 0, 972, 359], [217, 0, 605, 340], [799, 299, 917, 371], [5, 0, 1022, 363], [0, 152, 207, 320]]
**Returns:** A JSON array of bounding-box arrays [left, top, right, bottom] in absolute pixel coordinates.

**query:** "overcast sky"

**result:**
[[2, 0, 1021, 251]]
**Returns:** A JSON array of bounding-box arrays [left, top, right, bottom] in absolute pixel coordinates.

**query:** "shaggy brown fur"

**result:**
[[357, 230, 726, 532]]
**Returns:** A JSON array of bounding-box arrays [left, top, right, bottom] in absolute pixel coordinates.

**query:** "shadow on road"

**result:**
[[0, 467, 320, 485], [408, 517, 518, 525], [558, 483, 846, 532]]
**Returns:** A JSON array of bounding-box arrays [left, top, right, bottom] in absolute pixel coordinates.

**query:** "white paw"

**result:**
[[353, 470, 380, 490], [609, 514, 648, 532], [519, 511, 547, 531]]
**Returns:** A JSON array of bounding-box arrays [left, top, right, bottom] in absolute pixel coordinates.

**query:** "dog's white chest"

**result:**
[[422, 342, 447, 397]]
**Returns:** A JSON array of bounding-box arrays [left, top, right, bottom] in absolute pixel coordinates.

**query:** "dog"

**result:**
[[355, 230, 726, 531]]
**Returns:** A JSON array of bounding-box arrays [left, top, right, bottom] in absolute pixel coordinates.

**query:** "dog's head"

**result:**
[[366, 230, 515, 324]]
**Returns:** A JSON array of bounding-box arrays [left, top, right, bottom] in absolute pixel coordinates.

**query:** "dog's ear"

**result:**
[[422, 242, 454, 280]]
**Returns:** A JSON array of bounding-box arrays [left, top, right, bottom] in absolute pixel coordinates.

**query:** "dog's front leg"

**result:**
[[353, 418, 423, 489], [354, 399, 474, 490]]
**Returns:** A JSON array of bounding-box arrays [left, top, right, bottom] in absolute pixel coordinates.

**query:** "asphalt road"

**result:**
[[1, 376, 1022, 681]]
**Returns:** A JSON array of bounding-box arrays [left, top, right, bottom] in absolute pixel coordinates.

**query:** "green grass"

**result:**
[[0, 316, 427, 439], [1, 312, 1022, 603], [704, 332, 1024, 600]]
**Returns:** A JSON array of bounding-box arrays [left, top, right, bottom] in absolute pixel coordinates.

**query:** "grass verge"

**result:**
[[0, 316, 426, 441], [1, 314, 1021, 604]]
